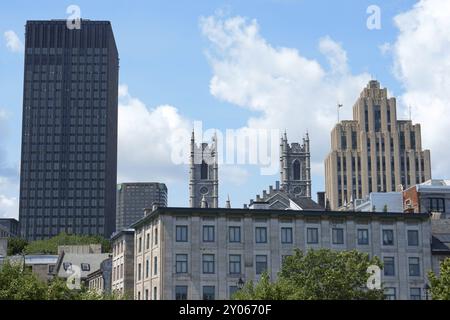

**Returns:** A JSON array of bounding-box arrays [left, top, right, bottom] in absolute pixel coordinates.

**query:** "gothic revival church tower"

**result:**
[[280, 132, 312, 199], [189, 131, 219, 208]]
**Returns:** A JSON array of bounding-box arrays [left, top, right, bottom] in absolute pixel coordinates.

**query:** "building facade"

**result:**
[[353, 192, 404, 213], [132, 207, 432, 300], [325, 80, 431, 210], [189, 131, 218, 208], [0, 218, 20, 237], [86, 257, 112, 295], [19, 20, 119, 240], [116, 183, 168, 231], [111, 229, 135, 298], [403, 179, 450, 218]]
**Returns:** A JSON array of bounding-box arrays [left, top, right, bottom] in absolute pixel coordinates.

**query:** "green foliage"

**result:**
[[0, 260, 48, 300], [0, 261, 121, 300], [7, 238, 28, 256], [233, 249, 385, 300], [25, 232, 110, 254], [382, 204, 388, 212], [429, 258, 450, 300]]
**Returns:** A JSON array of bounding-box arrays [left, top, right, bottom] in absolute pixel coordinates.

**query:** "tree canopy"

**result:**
[[429, 258, 450, 300], [233, 248, 385, 300], [24, 232, 110, 254]]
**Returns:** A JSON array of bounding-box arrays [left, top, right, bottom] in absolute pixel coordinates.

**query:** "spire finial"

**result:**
[[226, 195, 231, 209]]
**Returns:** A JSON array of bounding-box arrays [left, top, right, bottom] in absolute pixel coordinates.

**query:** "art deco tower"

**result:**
[[325, 80, 431, 210]]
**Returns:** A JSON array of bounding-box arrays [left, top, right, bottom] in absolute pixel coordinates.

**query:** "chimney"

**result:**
[[269, 185, 273, 193], [256, 195, 261, 201], [263, 190, 267, 198], [243, 204, 248, 209], [275, 181, 280, 190]]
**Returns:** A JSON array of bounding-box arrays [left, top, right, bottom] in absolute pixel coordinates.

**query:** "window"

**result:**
[[229, 286, 239, 298], [137, 291, 141, 300], [145, 259, 149, 278], [409, 257, 420, 276], [176, 254, 188, 274], [357, 229, 369, 245], [138, 263, 142, 281], [255, 255, 268, 275], [229, 255, 241, 274], [48, 265, 55, 274], [384, 287, 396, 300], [203, 254, 215, 274], [154, 257, 158, 275], [146, 233, 150, 249], [407, 230, 419, 246], [145, 289, 149, 300], [383, 257, 395, 276], [281, 227, 293, 244], [203, 226, 215, 242], [307, 228, 319, 244], [153, 287, 157, 300], [410, 288, 421, 300], [203, 286, 215, 300], [63, 262, 72, 271], [255, 227, 267, 243], [429, 198, 445, 213], [154, 228, 158, 245], [79, 263, 90, 272], [175, 286, 188, 300], [293, 160, 301, 180], [229, 226, 241, 243], [138, 237, 142, 252], [332, 228, 344, 245], [176, 226, 188, 242], [382, 230, 394, 246], [201, 161, 208, 180]]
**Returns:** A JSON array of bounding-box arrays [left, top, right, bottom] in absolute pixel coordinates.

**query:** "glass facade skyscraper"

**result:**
[[19, 20, 119, 240]]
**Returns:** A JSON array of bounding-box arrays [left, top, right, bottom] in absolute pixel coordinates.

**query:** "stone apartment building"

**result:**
[[111, 229, 135, 298], [131, 206, 432, 300]]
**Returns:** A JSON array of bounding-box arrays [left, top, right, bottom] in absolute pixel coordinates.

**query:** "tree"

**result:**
[[25, 232, 110, 255], [382, 204, 388, 212], [7, 237, 28, 256], [234, 249, 385, 300], [429, 258, 450, 300], [0, 260, 48, 300]]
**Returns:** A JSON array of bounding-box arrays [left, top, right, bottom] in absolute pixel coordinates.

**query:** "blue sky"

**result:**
[[3, 0, 449, 218]]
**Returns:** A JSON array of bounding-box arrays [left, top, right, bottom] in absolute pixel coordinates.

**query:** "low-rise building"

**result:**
[[53, 245, 110, 287], [0, 218, 19, 238], [111, 229, 135, 298], [87, 257, 112, 295], [131, 207, 432, 300], [353, 192, 404, 213], [0, 255, 58, 282], [403, 179, 450, 218]]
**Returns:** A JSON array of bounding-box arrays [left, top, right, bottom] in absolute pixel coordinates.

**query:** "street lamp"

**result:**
[[424, 283, 430, 300], [237, 277, 245, 290]]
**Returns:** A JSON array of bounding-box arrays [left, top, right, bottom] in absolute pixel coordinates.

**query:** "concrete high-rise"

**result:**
[[325, 80, 431, 210], [116, 183, 168, 231], [19, 20, 119, 240]]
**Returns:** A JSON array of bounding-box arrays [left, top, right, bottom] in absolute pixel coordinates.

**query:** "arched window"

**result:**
[[293, 160, 301, 181], [201, 161, 208, 180]]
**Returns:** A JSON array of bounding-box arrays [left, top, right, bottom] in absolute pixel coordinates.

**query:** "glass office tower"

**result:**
[[19, 20, 119, 240]]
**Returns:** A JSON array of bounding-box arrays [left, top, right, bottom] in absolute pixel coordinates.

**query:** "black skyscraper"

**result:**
[[19, 20, 118, 240]]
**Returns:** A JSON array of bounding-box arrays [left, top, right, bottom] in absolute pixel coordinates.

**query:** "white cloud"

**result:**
[[391, 0, 450, 177], [0, 177, 19, 219], [117, 85, 192, 184], [3, 30, 23, 53], [200, 15, 371, 179]]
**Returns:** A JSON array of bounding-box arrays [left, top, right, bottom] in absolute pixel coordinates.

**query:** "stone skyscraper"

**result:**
[[280, 132, 312, 199], [325, 80, 431, 210], [19, 20, 119, 240], [189, 131, 218, 208]]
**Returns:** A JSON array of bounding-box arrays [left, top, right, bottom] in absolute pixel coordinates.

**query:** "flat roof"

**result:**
[[131, 207, 430, 229]]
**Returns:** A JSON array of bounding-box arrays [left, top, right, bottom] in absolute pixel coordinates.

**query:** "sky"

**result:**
[[1, 0, 450, 219]]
